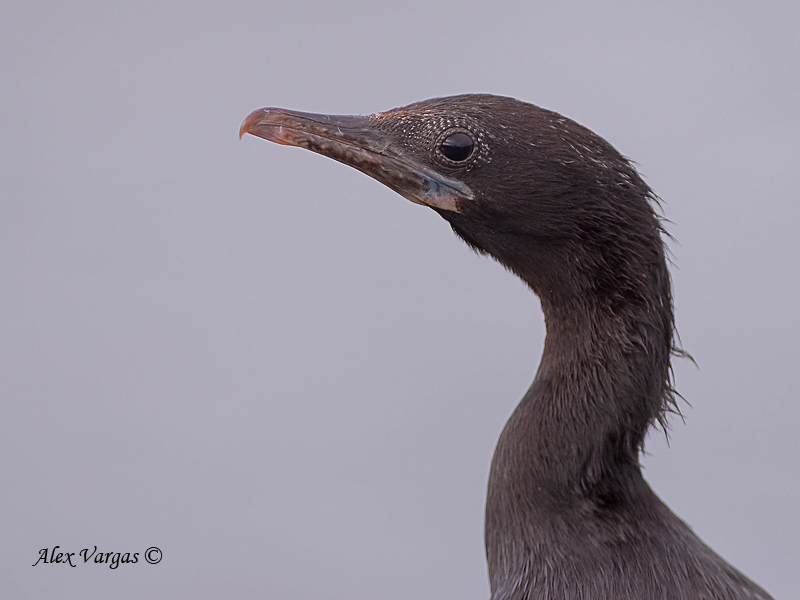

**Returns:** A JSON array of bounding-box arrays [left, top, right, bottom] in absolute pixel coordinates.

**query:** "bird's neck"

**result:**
[[485, 290, 672, 596]]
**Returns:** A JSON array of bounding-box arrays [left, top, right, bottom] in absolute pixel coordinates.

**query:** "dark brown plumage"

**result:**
[[240, 94, 773, 600]]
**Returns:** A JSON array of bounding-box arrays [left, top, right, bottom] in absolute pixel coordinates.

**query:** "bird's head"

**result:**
[[240, 94, 668, 312]]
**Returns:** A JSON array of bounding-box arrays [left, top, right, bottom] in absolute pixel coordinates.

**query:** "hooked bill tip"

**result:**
[[239, 108, 269, 139]]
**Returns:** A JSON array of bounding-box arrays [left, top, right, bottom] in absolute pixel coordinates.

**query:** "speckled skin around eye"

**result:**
[[370, 106, 492, 172]]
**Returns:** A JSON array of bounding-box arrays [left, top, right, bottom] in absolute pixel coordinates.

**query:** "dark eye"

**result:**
[[440, 132, 475, 162]]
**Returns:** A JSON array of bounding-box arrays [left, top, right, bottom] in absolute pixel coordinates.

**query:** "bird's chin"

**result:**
[[240, 107, 472, 213]]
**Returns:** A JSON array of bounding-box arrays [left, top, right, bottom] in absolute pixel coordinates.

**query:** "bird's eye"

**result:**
[[439, 132, 475, 162]]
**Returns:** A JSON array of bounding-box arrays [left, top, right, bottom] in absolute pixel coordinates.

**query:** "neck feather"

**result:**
[[484, 246, 676, 596]]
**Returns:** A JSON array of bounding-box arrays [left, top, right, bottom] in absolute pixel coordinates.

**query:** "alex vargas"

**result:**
[[32, 546, 138, 569]]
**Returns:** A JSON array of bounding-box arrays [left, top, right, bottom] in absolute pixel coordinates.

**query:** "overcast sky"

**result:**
[[1, 1, 798, 598]]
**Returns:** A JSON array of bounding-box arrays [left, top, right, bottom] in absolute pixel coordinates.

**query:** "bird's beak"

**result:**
[[239, 107, 472, 213]]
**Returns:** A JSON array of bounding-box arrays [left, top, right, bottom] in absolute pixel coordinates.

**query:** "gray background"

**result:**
[[2, 1, 797, 598]]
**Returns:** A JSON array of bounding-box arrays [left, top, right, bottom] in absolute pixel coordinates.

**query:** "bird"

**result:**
[[239, 94, 773, 600]]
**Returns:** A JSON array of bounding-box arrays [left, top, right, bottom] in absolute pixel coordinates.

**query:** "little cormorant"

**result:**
[[240, 94, 773, 600]]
